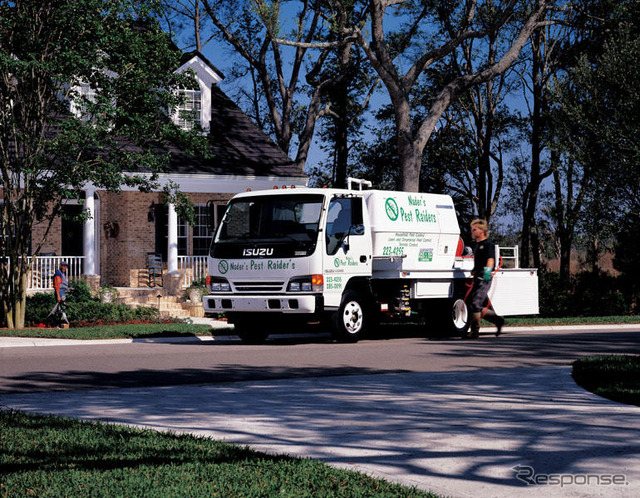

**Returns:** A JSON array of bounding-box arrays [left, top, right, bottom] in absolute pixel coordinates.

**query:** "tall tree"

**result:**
[[547, 0, 640, 279], [314, 1, 379, 188], [0, 0, 206, 328], [516, 14, 567, 268], [352, 0, 552, 192], [198, 0, 338, 171]]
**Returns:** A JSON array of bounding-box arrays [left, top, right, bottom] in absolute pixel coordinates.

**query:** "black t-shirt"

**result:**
[[473, 239, 496, 276]]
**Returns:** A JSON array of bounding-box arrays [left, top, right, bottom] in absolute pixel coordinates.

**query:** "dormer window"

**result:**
[[70, 82, 97, 120], [176, 89, 202, 130]]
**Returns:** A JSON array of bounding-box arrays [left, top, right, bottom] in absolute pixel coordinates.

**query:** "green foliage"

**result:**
[[547, 0, 640, 272], [539, 270, 632, 318], [24, 293, 161, 327], [0, 0, 209, 328], [573, 355, 640, 406], [66, 279, 94, 303], [614, 213, 640, 282], [0, 410, 434, 497], [0, 323, 213, 340]]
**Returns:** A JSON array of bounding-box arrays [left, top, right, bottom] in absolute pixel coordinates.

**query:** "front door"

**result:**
[[61, 204, 84, 256]]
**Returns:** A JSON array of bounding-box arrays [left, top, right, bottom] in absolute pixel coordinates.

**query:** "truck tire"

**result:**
[[449, 298, 470, 336], [333, 290, 370, 343], [233, 316, 269, 344]]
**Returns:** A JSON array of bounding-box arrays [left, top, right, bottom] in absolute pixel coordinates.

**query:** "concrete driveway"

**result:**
[[2, 360, 638, 497]]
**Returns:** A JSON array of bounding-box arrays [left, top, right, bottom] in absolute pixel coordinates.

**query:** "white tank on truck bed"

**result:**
[[363, 191, 460, 274]]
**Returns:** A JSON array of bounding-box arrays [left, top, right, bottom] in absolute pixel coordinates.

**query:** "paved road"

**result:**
[[1, 324, 640, 497], [2, 324, 640, 394]]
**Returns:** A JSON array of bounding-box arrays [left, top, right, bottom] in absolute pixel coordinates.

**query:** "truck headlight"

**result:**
[[288, 275, 323, 293], [207, 276, 231, 292]]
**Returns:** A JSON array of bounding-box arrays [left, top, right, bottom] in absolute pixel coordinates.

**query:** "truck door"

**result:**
[[323, 196, 372, 308]]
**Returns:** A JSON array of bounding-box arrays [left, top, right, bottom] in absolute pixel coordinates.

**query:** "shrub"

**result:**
[[25, 292, 57, 325], [538, 270, 635, 317], [572, 271, 627, 316], [538, 271, 574, 317], [25, 293, 160, 327], [67, 279, 94, 303]]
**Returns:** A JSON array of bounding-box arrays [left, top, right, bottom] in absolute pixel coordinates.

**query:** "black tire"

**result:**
[[232, 315, 269, 344], [332, 290, 371, 343], [448, 298, 470, 337]]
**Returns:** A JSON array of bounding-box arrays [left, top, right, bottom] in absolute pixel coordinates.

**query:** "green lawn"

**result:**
[[2, 315, 640, 341], [572, 355, 640, 406], [0, 322, 217, 340], [0, 409, 436, 498]]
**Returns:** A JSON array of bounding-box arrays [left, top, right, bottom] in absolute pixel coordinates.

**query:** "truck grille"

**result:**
[[232, 281, 285, 292]]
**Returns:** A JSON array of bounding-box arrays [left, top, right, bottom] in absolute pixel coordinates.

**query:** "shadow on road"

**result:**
[[3, 366, 639, 496]]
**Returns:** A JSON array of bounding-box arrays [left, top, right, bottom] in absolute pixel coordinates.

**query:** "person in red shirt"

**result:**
[[48, 261, 70, 327]]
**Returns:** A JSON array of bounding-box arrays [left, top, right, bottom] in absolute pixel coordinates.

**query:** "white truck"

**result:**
[[203, 179, 538, 343]]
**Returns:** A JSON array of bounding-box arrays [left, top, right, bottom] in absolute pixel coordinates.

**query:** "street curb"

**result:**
[[1, 323, 639, 348]]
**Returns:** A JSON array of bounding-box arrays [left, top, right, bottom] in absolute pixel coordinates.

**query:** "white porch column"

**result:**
[[167, 202, 178, 273], [83, 188, 97, 275]]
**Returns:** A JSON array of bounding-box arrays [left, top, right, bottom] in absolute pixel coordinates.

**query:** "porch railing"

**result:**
[[22, 256, 85, 291], [178, 255, 208, 288]]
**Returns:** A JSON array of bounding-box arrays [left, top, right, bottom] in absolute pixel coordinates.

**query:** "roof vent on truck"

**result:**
[[347, 177, 372, 190]]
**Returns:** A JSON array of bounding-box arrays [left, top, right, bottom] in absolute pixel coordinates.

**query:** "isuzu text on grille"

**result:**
[[242, 248, 274, 257]]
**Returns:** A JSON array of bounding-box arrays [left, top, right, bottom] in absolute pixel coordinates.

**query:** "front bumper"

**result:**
[[203, 294, 321, 314]]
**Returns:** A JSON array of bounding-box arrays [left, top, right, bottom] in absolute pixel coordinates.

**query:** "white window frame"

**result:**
[[175, 89, 202, 130]]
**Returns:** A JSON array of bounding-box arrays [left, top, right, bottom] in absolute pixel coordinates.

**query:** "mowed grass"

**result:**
[[0, 409, 435, 498], [572, 355, 640, 406], [0, 323, 217, 340], [2, 315, 640, 341]]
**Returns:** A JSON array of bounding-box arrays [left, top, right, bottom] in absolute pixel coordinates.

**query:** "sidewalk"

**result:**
[[0, 317, 233, 348], [2, 365, 639, 497], [2, 322, 639, 348]]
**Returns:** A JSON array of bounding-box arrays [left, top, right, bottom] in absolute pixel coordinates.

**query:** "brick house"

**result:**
[[28, 51, 308, 298]]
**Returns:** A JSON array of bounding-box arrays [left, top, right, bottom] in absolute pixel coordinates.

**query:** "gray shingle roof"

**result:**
[[166, 85, 304, 178]]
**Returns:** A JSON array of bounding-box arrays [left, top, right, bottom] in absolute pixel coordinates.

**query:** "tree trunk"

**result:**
[[335, 114, 349, 188], [3, 271, 27, 329], [393, 95, 421, 192], [558, 228, 573, 284]]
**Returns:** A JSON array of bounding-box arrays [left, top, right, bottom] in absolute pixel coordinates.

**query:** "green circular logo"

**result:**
[[334, 258, 341, 268], [385, 198, 399, 221], [218, 260, 229, 274]]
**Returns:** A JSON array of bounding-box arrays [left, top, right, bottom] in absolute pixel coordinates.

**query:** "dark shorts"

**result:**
[[469, 279, 492, 313]]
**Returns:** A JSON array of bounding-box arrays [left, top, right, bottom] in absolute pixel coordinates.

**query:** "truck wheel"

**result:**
[[449, 298, 470, 336], [333, 291, 370, 343], [233, 316, 269, 344]]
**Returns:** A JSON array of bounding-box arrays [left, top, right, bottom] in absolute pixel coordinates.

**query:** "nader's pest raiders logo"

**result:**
[[385, 198, 399, 221]]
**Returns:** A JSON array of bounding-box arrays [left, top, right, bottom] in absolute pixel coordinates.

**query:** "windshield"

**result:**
[[212, 194, 324, 258]]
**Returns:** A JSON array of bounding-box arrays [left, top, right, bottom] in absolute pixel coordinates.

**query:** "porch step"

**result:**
[[112, 287, 203, 319]]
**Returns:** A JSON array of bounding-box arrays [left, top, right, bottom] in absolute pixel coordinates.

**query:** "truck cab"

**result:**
[[203, 186, 373, 342]]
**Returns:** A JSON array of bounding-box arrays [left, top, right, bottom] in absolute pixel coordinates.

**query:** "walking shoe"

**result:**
[[495, 316, 505, 336]]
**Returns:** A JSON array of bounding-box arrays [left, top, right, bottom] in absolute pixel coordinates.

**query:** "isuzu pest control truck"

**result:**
[[203, 179, 538, 343]]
